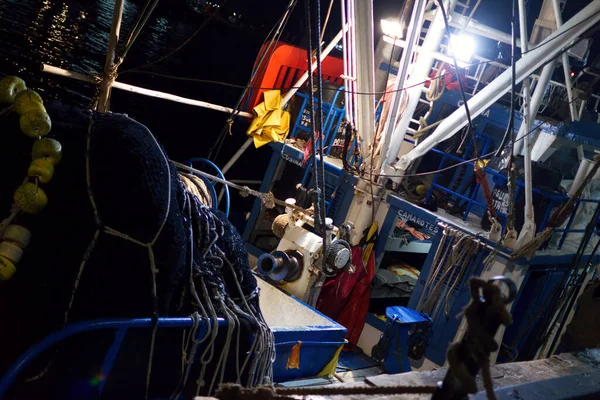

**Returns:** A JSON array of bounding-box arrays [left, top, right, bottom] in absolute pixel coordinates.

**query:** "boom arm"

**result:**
[[392, 0, 600, 176]]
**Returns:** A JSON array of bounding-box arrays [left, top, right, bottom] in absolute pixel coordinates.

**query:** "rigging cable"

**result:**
[[374, 88, 585, 179], [437, 0, 479, 158], [319, 0, 335, 44], [124, 58, 496, 95], [208, 0, 298, 161], [303, 0, 325, 239], [313, 0, 328, 252], [118, 0, 161, 63], [119, 0, 230, 74]]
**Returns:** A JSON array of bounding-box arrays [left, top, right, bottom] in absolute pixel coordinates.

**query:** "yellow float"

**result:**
[[20, 109, 51, 138], [32, 138, 62, 165], [0, 255, 16, 281], [13, 90, 44, 115], [0, 76, 27, 104], [13, 182, 48, 214], [28, 158, 55, 184]]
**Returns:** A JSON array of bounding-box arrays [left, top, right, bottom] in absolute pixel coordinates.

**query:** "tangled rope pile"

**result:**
[[1, 107, 276, 399], [176, 192, 275, 396]]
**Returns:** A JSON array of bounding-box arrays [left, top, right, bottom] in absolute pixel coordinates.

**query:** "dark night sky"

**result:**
[[271, 0, 599, 66]]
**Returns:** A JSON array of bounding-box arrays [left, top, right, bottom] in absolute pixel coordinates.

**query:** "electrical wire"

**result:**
[[521, 12, 600, 56], [437, 0, 479, 158], [314, 0, 329, 253], [494, 0, 518, 158], [493, 0, 519, 234], [123, 58, 496, 95], [374, 91, 584, 179], [304, 0, 325, 242]]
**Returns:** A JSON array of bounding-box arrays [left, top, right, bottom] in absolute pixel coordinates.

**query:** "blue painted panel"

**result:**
[[337, 350, 380, 370], [270, 292, 347, 382], [273, 328, 346, 345], [382, 307, 432, 373], [499, 267, 569, 362], [383, 194, 600, 364], [386, 306, 430, 325], [365, 313, 386, 332], [273, 340, 345, 381]]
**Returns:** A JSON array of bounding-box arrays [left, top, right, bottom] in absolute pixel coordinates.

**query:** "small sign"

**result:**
[[396, 209, 440, 236]]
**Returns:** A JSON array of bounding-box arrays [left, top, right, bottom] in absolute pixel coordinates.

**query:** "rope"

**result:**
[[435, 278, 513, 400], [215, 384, 437, 398], [118, 0, 160, 63], [179, 172, 213, 207], [209, 0, 297, 161], [426, 67, 445, 102], [172, 161, 311, 214], [0, 205, 20, 237]]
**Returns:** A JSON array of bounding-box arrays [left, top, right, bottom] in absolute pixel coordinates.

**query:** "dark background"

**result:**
[[0, 0, 597, 219]]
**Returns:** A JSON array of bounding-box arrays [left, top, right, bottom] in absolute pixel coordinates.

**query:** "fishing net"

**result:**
[[0, 101, 274, 399]]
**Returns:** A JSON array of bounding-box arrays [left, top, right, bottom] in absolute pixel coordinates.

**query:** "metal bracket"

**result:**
[[503, 227, 518, 250], [516, 217, 536, 249], [488, 215, 502, 243]]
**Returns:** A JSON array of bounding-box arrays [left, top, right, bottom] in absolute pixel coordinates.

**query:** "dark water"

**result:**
[[0, 0, 282, 214]]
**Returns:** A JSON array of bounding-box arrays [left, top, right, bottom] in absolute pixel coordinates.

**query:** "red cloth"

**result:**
[[316, 246, 376, 348], [427, 62, 467, 92]]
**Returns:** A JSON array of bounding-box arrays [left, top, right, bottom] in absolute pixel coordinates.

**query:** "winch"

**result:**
[[257, 199, 352, 302]]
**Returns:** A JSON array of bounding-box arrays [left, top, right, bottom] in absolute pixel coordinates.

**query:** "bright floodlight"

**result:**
[[381, 19, 402, 39], [448, 34, 476, 67]]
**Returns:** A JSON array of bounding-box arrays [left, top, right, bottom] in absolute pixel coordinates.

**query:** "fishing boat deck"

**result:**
[[194, 351, 600, 399]]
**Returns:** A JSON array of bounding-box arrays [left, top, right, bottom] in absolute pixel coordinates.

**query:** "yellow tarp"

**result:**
[[317, 340, 347, 377], [247, 90, 290, 148]]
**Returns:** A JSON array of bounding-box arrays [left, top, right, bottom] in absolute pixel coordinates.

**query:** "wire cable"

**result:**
[[437, 0, 479, 158], [374, 91, 584, 179], [118, 0, 160, 62], [319, 0, 335, 44], [494, 0, 518, 158], [314, 0, 329, 253], [304, 0, 325, 243], [521, 12, 600, 56], [209, 0, 297, 161], [124, 58, 496, 95], [119, 0, 230, 74]]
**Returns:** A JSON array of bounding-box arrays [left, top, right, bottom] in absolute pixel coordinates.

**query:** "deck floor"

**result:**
[[273, 351, 600, 399], [195, 351, 600, 399]]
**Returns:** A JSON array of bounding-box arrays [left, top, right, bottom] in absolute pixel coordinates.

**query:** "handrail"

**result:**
[[0, 317, 227, 398]]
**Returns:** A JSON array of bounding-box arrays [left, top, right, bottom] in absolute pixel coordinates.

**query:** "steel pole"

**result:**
[[97, 0, 125, 112], [222, 29, 345, 174], [375, 0, 428, 173], [353, 0, 376, 161], [551, 0, 578, 121], [383, 0, 458, 169], [516, 0, 536, 247], [395, 0, 600, 174]]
